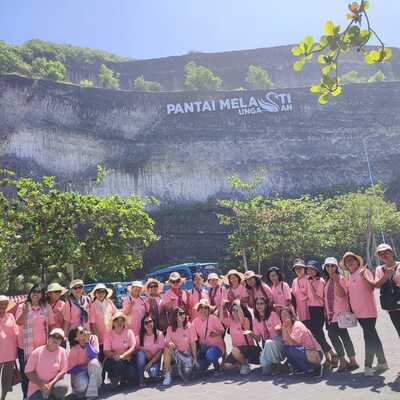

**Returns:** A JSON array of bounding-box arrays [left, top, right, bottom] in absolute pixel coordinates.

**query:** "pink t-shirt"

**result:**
[[16, 304, 55, 349], [271, 282, 292, 307], [324, 277, 350, 323], [165, 325, 197, 353], [375, 263, 400, 286], [191, 315, 225, 353], [122, 295, 147, 336], [188, 287, 209, 321], [289, 321, 321, 351], [135, 332, 165, 357], [207, 285, 228, 308], [89, 299, 117, 344], [0, 313, 18, 363], [25, 345, 68, 398], [161, 288, 189, 310], [253, 311, 281, 340], [346, 269, 377, 319], [248, 283, 274, 306], [68, 335, 99, 370], [50, 300, 65, 329], [227, 317, 254, 347], [145, 296, 162, 315], [307, 278, 325, 307], [226, 285, 249, 303], [291, 277, 310, 321], [103, 328, 136, 355], [62, 298, 91, 329]]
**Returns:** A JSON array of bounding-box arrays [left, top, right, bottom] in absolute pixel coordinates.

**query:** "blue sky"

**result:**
[[1, 0, 398, 60]]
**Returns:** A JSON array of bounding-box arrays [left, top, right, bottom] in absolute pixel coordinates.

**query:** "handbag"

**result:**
[[12, 362, 22, 386], [337, 311, 357, 329], [379, 272, 400, 311]]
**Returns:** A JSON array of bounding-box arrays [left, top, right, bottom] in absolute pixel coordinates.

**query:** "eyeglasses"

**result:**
[[73, 286, 83, 290], [148, 284, 158, 289], [144, 319, 153, 325], [178, 311, 186, 316]]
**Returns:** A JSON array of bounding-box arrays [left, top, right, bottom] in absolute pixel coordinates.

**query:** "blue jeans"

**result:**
[[197, 346, 223, 370], [136, 351, 161, 383], [282, 345, 315, 372]]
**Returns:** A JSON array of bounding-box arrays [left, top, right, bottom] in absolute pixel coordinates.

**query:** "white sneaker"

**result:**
[[163, 373, 172, 386], [375, 362, 389, 371], [240, 363, 251, 375], [364, 367, 375, 377]]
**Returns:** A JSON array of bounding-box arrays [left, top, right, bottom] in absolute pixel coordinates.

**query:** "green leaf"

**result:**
[[319, 36, 328, 47], [310, 85, 322, 93], [332, 86, 343, 97], [303, 36, 314, 50], [293, 58, 305, 72], [321, 65, 331, 75], [382, 48, 392, 61], [324, 21, 335, 36], [318, 54, 326, 64], [319, 93, 329, 104], [291, 46, 303, 56]]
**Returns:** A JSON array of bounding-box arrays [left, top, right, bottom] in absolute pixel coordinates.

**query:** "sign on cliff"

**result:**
[[166, 91, 293, 116]]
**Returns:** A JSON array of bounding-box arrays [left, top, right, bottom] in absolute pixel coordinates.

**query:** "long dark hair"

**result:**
[[265, 267, 285, 285], [322, 265, 339, 281], [279, 306, 298, 323], [26, 284, 47, 307], [253, 296, 272, 322], [244, 276, 263, 290], [171, 307, 188, 332], [68, 326, 84, 347], [139, 313, 158, 347], [229, 303, 253, 330]]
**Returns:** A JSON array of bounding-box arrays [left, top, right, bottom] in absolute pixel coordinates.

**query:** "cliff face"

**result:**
[[65, 45, 400, 90], [1, 74, 400, 205]]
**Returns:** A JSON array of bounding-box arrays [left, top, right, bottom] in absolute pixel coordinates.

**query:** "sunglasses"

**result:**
[[170, 279, 181, 284], [178, 311, 186, 316], [73, 286, 83, 290], [32, 289, 42, 294], [148, 284, 158, 289], [144, 319, 153, 325]]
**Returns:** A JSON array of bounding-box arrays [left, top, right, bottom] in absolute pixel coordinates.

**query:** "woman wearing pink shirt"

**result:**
[[222, 270, 249, 306], [374, 243, 400, 337], [206, 273, 227, 311], [63, 279, 91, 336], [46, 283, 66, 331], [265, 267, 292, 311], [252, 297, 283, 375], [188, 273, 209, 321], [243, 270, 273, 309], [0, 295, 18, 400], [219, 299, 258, 375], [122, 281, 147, 336], [89, 284, 117, 362], [67, 326, 102, 399], [103, 312, 137, 388], [25, 328, 68, 400], [340, 252, 388, 376], [291, 259, 310, 323], [305, 261, 336, 369], [162, 307, 198, 386], [16, 285, 55, 399], [281, 307, 323, 377], [143, 279, 164, 332], [135, 314, 164, 387], [323, 257, 359, 372], [191, 299, 225, 372]]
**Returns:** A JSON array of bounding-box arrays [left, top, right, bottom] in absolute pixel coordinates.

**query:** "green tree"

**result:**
[[184, 61, 222, 90], [80, 79, 93, 87], [0, 169, 158, 292], [0, 41, 30, 75], [133, 75, 162, 91], [340, 69, 385, 84], [98, 64, 120, 89], [245, 65, 273, 89], [31, 57, 66, 81]]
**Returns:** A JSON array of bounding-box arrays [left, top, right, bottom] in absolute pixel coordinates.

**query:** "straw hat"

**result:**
[[47, 283, 68, 296], [243, 270, 262, 281], [127, 281, 144, 292], [339, 252, 364, 270], [0, 295, 17, 313], [69, 279, 84, 290], [195, 298, 211, 311], [89, 283, 113, 299], [143, 278, 164, 293], [166, 272, 186, 284], [221, 269, 244, 285], [206, 273, 221, 286], [376, 243, 393, 255], [111, 311, 127, 323]]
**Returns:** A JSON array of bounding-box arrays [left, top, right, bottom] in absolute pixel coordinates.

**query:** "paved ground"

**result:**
[[7, 307, 400, 400]]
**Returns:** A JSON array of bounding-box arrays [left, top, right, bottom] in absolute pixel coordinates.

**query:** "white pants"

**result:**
[[259, 337, 283, 368], [71, 359, 102, 398]]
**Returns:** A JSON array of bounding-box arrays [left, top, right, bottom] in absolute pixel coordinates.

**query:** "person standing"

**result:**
[[122, 281, 147, 336], [322, 257, 359, 372], [143, 279, 164, 332], [340, 252, 388, 376], [0, 295, 18, 400], [222, 269, 249, 305], [243, 271, 273, 309], [188, 273, 208, 321], [374, 243, 400, 337], [265, 267, 292, 311], [46, 284, 66, 330], [206, 273, 227, 311], [291, 259, 310, 323]]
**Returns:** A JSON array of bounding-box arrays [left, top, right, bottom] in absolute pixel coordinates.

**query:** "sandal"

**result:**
[[337, 362, 349, 372], [330, 354, 339, 369]]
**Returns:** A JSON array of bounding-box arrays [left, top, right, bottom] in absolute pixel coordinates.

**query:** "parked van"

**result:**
[[145, 263, 220, 292]]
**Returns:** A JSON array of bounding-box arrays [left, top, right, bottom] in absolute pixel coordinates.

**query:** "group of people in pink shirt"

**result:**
[[1, 242, 399, 399]]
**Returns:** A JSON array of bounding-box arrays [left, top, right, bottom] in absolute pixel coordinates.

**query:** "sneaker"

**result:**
[[162, 373, 172, 386], [364, 367, 375, 377], [239, 363, 251, 375], [375, 363, 389, 372]]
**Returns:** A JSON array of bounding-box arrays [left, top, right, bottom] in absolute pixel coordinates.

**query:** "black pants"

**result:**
[[326, 321, 356, 358], [305, 306, 332, 353], [388, 310, 400, 337], [17, 347, 28, 398], [357, 318, 386, 368], [103, 358, 137, 384]]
